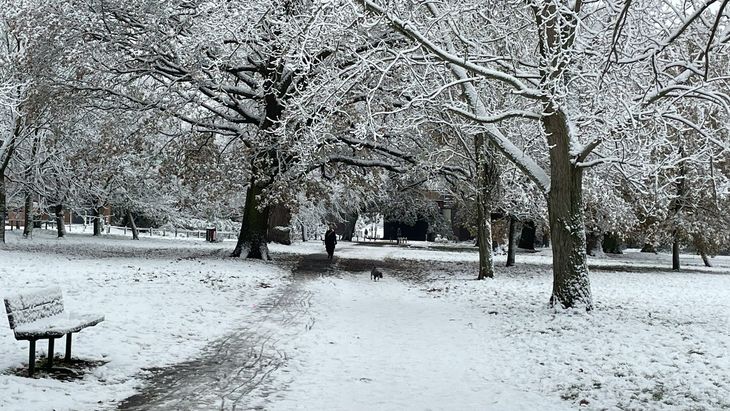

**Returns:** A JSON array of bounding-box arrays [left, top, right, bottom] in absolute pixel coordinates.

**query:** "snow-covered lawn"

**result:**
[[0, 230, 288, 410], [2, 232, 729, 410], [266, 242, 730, 410]]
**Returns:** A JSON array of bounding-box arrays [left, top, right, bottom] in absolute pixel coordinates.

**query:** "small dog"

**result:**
[[370, 266, 383, 281]]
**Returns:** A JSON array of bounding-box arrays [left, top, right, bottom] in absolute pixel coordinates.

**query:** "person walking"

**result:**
[[324, 225, 337, 260]]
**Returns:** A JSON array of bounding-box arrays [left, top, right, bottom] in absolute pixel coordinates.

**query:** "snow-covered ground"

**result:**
[[2, 230, 729, 410], [0, 229, 288, 410], [265, 242, 730, 410]]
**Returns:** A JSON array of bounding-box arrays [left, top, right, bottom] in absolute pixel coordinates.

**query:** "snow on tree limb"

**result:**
[[359, 0, 544, 100]]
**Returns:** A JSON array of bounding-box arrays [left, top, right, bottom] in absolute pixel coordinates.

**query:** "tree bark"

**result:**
[[232, 177, 271, 259], [475, 134, 497, 280], [93, 206, 102, 236], [602, 232, 623, 254], [476, 196, 494, 279], [22, 130, 40, 239], [672, 234, 680, 270], [586, 231, 604, 257], [506, 215, 520, 267], [518, 221, 537, 250], [267, 204, 291, 243], [301, 223, 306, 242], [544, 109, 593, 310], [22, 192, 33, 238], [340, 211, 358, 241], [55, 204, 65, 238], [127, 209, 139, 240]]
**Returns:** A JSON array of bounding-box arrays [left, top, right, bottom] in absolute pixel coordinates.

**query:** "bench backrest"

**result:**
[[4, 287, 64, 329]]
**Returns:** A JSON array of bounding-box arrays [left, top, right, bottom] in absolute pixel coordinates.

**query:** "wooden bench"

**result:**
[[397, 236, 408, 245], [4, 287, 104, 376]]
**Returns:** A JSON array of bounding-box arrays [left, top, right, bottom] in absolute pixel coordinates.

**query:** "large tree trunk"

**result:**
[[506, 215, 520, 267], [340, 211, 358, 241], [0, 176, 6, 244], [127, 209, 139, 240], [475, 196, 494, 279], [518, 221, 536, 250], [232, 177, 271, 259], [267, 204, 291, 243], [544, 109, 593, 310], [22, 192, 33, 238], [55, 204, 65, 238], [93, 206, 102, 236], [672, 234, 681, 270], [475, 134, 497, 280]]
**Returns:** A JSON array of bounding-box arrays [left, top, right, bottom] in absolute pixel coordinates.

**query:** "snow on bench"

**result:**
[[4, 287, 104, 376]]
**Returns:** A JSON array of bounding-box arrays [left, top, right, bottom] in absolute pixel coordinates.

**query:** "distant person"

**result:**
[[324, 225, 337, 260]]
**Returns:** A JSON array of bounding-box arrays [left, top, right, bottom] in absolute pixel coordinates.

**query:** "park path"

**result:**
[[116, 251, 429, 410], [116, 253, 333, 410]]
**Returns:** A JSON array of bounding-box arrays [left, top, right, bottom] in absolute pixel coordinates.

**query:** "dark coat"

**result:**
[[324, 229, 337, 253]]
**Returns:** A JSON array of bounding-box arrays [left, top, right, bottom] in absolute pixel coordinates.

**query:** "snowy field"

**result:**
[[0, 229, 288, 410], [1, 229, 729, 410], [260, 243, 730, 410]]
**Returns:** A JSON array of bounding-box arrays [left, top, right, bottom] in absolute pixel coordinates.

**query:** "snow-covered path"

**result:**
[[266, 266, 570, 410]]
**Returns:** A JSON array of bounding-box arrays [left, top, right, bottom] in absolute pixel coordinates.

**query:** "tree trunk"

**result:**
[[476, 196, 494, 279], [267, 204, 291, 243], [301, 223, 306, 242], [586, 231, 604, 257], [0, 176, 6, 244], [232, 177, 271, 259], [475, 134, 496, 280], [93, 206, 102, 236], [22, 192, 33, 238], [700, 251, 712, 267], [127, 209, 139, 240], [22, 131, 40, 239], [55, 204, 65, 238], [340, 211, 358, 241], [671, 144, 686, 271], [544, 109, 593, 310], [518, 221, 536, 250], [602, 232, 622, 254], [506, 215, 520, 267], [541, 226, 550, 247]]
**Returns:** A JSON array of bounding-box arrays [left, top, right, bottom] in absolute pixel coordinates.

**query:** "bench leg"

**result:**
[[65, 333, 72, 361], [28, 340, 36, 377], [47, 338, 55, 370]]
